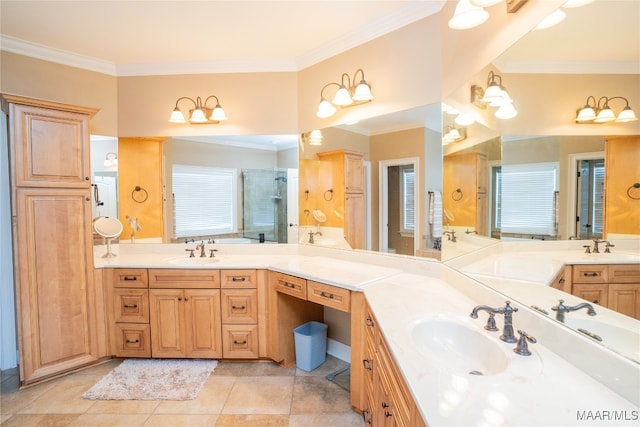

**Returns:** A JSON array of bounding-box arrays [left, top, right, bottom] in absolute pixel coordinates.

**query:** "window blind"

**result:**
[[500, 162, 558, 235], [401, 168, 415, 231], [172, 165, 237, 238]]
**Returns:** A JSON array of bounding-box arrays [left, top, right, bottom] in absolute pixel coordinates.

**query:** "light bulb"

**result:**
[[448, 0, 489, 30]]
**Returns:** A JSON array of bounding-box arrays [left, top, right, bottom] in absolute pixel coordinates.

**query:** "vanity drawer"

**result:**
[[221, 289, 258, 323], [272, 271, 307, 300], [572, 265, 608, 283], [113, 289, 149, 323], [307, 280, 351, 312], [222, 324, 259, 359], [608, 264, 640, 283], [149, 268, 220, 289], [572, 284, 608, 306], [113, 323, 151, 358], [221, 269, 257, 289], [112, 268, 148, 288]]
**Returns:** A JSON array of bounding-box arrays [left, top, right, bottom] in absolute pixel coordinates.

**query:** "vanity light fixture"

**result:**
[[104, 152, 118, 167], [471, 71, 518, 119], [316, 69, 373, 118], [168, 95, 227, 124], [575, 96, 638, 124], [448, 0, 527, 30], [442, 126, 467, 145], [301, 130, 323, 146]]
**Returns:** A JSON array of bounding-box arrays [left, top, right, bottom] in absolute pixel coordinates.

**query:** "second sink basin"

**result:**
[[412, 319, 509, 376]]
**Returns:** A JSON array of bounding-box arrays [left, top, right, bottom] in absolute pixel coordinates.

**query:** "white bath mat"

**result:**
[[82, 359, 218, 400]]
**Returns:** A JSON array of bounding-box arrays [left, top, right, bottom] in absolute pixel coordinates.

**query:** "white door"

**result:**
[[287, 168, 299, 243]]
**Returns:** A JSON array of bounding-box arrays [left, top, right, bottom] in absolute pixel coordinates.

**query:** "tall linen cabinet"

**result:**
[[1, 94, 100, 386]]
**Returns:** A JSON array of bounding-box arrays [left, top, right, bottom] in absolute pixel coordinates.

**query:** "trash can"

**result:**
[[294, 321, 328, 371]]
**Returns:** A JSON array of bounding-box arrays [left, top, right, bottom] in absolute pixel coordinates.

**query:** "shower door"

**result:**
[[242, 169, 288, 243]]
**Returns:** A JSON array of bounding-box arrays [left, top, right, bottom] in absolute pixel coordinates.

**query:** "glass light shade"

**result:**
[[562, 0, 595, 8], [448, 128, 462, 140], [488, 89, 512, 107], [169, 108, 186, 123], [594, 107, 615, 123], [317, 99, 337, 118], [616, 106, 638, 122], [333, 86, 353, 106], [308, 129, 323, 146], [448, 0, 489, 30], [352, 82, 373, 102], [189, 108, 207, 123], [495, 103, 518, 119], [481, 83, 503, 103], [470, 0, 502, 6], [455, 114, 475, 126], [210, 106, 227, 121], [534, 9, 566, 31], [576, 106, 596, 122]]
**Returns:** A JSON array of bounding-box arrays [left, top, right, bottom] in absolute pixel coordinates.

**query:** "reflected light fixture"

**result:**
[[301, 130, 323, 146], [442, 126, 467, 145], [169, 95, 227, 124], [575, 96, 637, 124], [104, 152, 118, 167], [317, 69, 373, 118], [471, 71, 518, 119], [449, 0, 527, 30]]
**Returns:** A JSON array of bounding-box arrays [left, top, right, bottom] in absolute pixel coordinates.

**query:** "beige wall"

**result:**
[[0, 51, 118, 136]]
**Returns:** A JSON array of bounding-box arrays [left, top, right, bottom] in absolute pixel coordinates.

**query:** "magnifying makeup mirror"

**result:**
[[93, 216, 123, 258]]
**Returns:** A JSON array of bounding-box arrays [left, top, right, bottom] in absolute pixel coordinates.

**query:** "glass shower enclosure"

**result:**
[[242, 168, 289, 243]]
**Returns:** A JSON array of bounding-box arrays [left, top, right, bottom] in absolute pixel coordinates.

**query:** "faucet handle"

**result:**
[[484, 313, 499, 332], [185, 248, 195, 258], [604, 241, 615, 253], [209, 248, 218, 258], [583, 245, 591, 254], [514, 330, 536, 356]]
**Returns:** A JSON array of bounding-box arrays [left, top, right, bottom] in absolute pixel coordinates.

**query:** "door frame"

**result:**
[[567, 151, 604, 240], [379, 157, 420, 254]]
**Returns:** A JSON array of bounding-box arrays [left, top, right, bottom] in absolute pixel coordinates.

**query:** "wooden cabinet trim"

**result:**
[[149, 268, 220, 289], [272, 271, 307, 299], [221, 269, 257, 288], [307, 280, 351, 312], [112, 268, 148, 288], [572, 264, 608, 283]]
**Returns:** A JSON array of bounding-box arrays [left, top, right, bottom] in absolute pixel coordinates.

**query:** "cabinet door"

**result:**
[[345, 152, 364, 193], [14, 188, 97, 384], [345, 193, 365, 249], [10, 102, 92, 188], [608, 285, 640, 320], [222, 324, 259, 359], [221, 289, 258, 323], [184, 289, 223, 358], [572, 284, 609, 307], [150, 289, 185, 358]]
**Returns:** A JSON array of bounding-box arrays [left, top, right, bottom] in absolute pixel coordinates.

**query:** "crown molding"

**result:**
[[493, 58, 640, 75], [116, 59, 299, 77]]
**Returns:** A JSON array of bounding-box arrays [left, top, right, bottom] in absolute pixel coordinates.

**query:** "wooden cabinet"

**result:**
[[109, 268, 151, 358], [317, 149, 365, 249], [149, 269, 222, 358], [221, 269, 259, 358], [307, 280, 351, 312], [2, 95, 100, 386], [443, 151, 488, 235], [550, 265, 572, 294], [361, 300, 427, 427], [571, 264, 640, 319], [604, 136, 640, 236]]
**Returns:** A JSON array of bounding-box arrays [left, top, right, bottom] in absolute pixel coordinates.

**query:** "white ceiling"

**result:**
[[2, 0, 638, 147]]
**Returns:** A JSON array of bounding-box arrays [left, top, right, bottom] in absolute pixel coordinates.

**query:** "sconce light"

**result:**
[[301, 130, 323, 146], [471, 71, 518, 119], [448, 0, 527, 30], [317, 69, 373, 118], [168, 95, 227, 124], [104, 152, 118, 167], [575, 96, 637, 124], [442, 126, 467, 145]]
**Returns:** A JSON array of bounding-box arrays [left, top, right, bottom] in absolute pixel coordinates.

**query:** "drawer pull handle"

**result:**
[[178, 297, 182, 301], [283, 282, 295, 289], [558, 278, 565, 284], [232, 305, 246, 310], [123, 304, 138, 308], [362, 359, 372, 371], [583, 272, 599, 277], [385, 410, 393, 418], [365, 316, 374, 327], [125, 339, 140, 344], [382, 402, 390, 409], [233, 340, 247, 345], [320, 291, 335, 299], [123, 276, 138, 281], [362, 408, 372, 424], [232, 277, 247, 282]]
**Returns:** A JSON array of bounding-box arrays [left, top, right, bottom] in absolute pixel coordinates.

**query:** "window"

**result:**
[[400, 166, 415, 233], [499, 162, 559, 236], [172, 164, 237, 238]]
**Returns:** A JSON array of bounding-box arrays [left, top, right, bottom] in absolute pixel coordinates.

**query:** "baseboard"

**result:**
[[327, 338, 350, 363]]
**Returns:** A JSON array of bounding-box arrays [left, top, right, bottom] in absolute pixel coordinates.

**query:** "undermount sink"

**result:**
[[166, 256, 221, 266], [411, 319, 509, 376]]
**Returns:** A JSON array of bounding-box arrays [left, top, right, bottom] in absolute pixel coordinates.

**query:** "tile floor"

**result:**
[[1, 356, 364, 427]]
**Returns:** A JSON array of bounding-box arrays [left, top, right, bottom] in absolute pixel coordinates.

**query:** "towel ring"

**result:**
[[324, 189, 334, 201], [131, 186, 148, 203], [452, 188, 463, 201], [627, 183, 640, 200]]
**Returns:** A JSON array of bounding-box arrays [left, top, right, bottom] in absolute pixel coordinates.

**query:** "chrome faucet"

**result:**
[[551, 299, 597, 323], [591, 239, 605, 253], [443, 230, 457, 242], [196, 241, 206, 257], [308, 230, 322, 244], [470, 301, 518, 343]]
